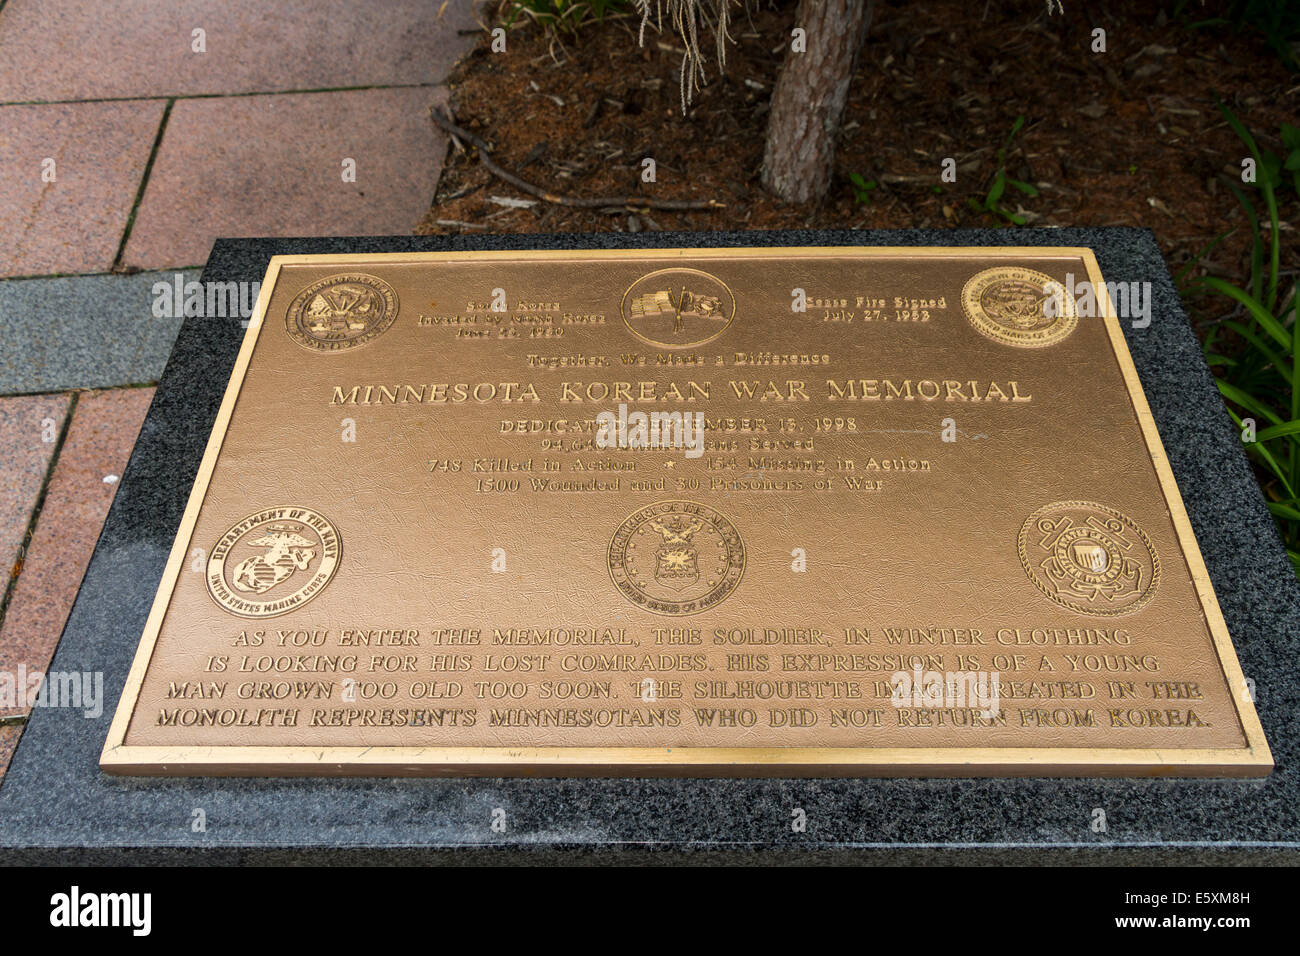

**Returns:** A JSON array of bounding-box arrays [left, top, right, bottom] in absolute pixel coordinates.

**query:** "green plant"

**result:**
[[968, 115, 1039, 226], [848, 172, 877, 205], [1190, 102, 1300, 573], [1171, 0, 1300, 69]]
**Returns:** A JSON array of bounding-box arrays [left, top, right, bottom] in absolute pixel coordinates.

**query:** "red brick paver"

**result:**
[[0, 3, 473, 787], [0, 725, 20, 779], [0, 388, 154, 722], [0, 393, 72, 581], [0, 101, 166, 277], [122, 87, 451, 270], [0, 0, 479, 103]]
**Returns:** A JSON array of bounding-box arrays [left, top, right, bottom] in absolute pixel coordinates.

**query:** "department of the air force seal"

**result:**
[[1017, 500, 1159, 617], [286, 273, 398, 352], [206, 507, 341, 618], [620, 267, 736, 348], [608, 500, 745, 615], [961, 266, 1077, 348]]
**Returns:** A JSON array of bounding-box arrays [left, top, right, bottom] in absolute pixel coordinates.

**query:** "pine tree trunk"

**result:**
[[761, 0, 873, 203]]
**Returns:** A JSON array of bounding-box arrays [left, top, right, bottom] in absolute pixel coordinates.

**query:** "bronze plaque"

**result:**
[[101, 247, 1272, 776]]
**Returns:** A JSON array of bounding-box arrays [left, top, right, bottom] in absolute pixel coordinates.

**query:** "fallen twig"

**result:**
[[430, 108, 724, 212], [488, 195, 539, 209]]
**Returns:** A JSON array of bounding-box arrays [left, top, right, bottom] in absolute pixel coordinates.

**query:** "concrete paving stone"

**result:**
[[0, 270, 201, 394], [0, 387, 153, 720], [0, 0, 480, 102], [122, 87, 451, 270], [0, 100, 167, 277], [0, 393, 71, 587]]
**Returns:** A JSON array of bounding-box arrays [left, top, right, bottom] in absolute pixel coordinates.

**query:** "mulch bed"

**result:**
[[418, 0, 1298, 327]]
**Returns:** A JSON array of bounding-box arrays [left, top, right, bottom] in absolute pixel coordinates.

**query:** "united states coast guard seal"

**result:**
[[1017, 500, 1159, 616], [286, 273, 398, 352], [608, 500, 745, 615], [961, 265, 1077, 348], [206, 507, 342, 618]]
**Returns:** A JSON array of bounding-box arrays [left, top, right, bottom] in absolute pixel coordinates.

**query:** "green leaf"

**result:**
[[1267, 501, 1300, 522], [1199, 276, 1290, 349], [1226, 180, 1265, 302], [1216, 379, 1284, 425], [1215, 101, 1282, 309], [1203, 353, 1238, 367], [1220, 319, 1294, 386], [1224, 405, 1296, 496], [1261, 151, 1285, 190], [1256, 420, 1300, 442], [1217, 98, 1263, 166], [1293, 291, 1300, 427], [987, 175, 1006, 206], [1175, 229, 1234, 287]]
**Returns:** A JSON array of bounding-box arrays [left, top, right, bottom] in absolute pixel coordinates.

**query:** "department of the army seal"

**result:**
[[286, 273, 398, 352], [608, 500, 745, 615], [1017, 500, 1159, 617], [961, 266, 1077, 348], [206, 507, 342, 618]]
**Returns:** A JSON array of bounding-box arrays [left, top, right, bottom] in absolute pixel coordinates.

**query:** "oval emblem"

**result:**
[[962, 266, 1077, 348], [608, 500, 745, 615], [207, 507, 342, 618], [620, 267, 736, 348], [1017, 500, 1159, 616], [286, 273, 398, 352]]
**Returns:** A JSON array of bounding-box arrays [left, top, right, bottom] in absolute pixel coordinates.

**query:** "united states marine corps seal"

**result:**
[[286, 273, 398, 352], [608, 500, 745, 615], [206, 507, 341, 618], [1018, 500, 1159, 616], [961, 266, 1077, 348]]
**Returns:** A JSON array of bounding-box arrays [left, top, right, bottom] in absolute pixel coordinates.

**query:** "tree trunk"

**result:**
[[761, 0, 873, 203]]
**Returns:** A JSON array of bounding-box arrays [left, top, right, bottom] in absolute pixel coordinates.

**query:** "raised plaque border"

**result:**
[[100, 246, 1273, 777]]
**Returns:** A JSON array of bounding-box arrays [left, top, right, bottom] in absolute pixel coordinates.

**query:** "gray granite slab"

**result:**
[[0, 271, 198, 395], [0, 229, 1295, 864]]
